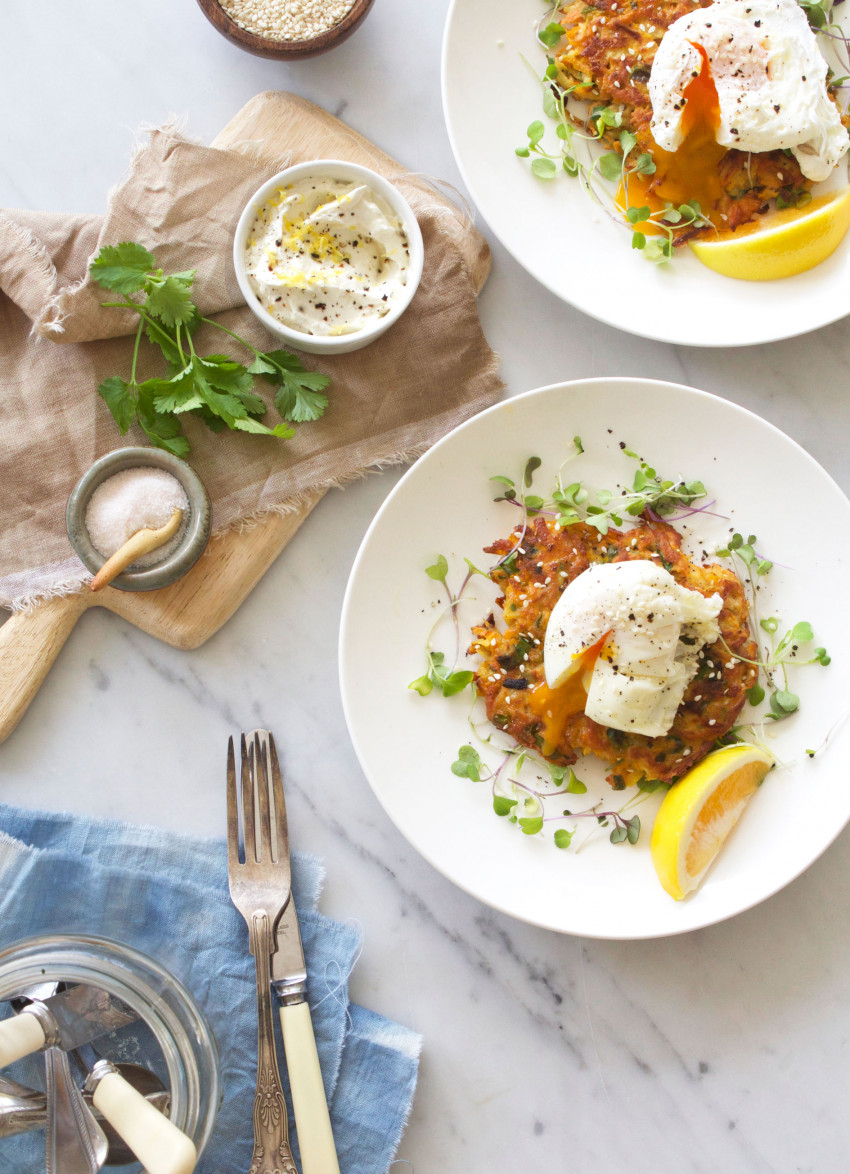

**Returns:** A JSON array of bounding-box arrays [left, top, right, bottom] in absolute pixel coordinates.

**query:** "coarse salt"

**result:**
[[85, 468, 189, 568]]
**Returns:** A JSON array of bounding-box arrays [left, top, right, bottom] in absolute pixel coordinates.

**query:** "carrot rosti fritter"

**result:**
[[549, 0, 827, 235], [469, 515, 758, 790]]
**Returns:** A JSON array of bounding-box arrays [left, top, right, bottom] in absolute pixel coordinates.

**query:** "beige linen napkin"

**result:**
[[0, 92, 503, 610]]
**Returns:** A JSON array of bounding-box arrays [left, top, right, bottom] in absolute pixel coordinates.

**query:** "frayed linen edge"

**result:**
[[1, 442, 431, 613], [381, 1029, 423, 1174], [33, 120, 296, 339], [207, 441, 432, 539]]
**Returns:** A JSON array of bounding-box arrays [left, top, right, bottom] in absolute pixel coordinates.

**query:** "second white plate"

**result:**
[[442, 0, 850, 346], [340, 379, 850, 938]]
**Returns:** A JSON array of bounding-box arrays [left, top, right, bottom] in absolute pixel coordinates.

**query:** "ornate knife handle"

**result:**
[[248, 910, 297, 1174]]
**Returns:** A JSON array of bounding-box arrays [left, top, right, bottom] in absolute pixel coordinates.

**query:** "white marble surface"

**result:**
[[3, 1, 850, 1171]]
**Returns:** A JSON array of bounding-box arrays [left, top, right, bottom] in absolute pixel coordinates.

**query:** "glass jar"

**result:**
[[0, 934, 220, 1160]]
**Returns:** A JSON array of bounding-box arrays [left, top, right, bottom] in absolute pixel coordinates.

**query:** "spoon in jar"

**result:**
[[90, 509, 183, 592]]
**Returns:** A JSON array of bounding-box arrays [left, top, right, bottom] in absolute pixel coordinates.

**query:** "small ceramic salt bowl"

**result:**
[[233, 159, 424, 356], [66, 448, 211, 593], [195, 0, 375, 61]]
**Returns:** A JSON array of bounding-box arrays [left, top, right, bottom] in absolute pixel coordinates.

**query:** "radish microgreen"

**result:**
[[715, 533, 830, 723]]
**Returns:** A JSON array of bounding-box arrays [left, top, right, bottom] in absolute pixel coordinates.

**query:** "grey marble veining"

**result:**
[[3, 2, 850, 1171]]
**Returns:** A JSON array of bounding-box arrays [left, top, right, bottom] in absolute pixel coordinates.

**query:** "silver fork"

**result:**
[[226, 734, 298, 1174]]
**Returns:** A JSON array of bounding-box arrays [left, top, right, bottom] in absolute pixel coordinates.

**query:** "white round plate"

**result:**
[[340, 380, 850, 938], [441, 0, 850, 347]]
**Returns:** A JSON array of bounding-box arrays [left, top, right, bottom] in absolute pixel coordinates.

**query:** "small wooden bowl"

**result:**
[[196, 0, 375, 60]]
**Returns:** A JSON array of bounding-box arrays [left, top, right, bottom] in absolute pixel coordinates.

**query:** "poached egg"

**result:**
[[542, 560, 723, 739], [648, 0, 849, 184]]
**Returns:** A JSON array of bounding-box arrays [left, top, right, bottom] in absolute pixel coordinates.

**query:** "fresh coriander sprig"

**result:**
[[89, 242, 330, 456]]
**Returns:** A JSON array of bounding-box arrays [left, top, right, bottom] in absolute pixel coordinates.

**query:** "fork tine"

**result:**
[[254, 732, 274, 865], [267, 734, 289, 870], [241, 733, 257, 865], [225, 736, 241, 872]]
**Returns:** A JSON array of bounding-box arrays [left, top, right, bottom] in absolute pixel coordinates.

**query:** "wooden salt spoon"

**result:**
[[90, 509, 184, 592]]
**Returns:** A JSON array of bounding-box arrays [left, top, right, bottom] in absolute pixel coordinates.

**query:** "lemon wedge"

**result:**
[[650, 744, 774, 900], [689, 188, 850, 280]]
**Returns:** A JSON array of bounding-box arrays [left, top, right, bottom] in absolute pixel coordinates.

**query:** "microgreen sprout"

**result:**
[[519, 7, 850, 263], [408, 555, 479, 698], [715, 532, 830, 722]]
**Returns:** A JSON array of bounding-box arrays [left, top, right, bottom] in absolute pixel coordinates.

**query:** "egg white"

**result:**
[[649, 0, 849, 182], [543, 561, 723, 738]]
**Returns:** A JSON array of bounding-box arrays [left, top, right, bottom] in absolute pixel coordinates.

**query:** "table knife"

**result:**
[[248, 729, 340, 1174], [0, 988, 196, 1174], [0, 985, 135, 1067]]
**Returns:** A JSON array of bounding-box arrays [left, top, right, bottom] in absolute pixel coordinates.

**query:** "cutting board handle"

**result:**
[[0, 595, 89, 742]]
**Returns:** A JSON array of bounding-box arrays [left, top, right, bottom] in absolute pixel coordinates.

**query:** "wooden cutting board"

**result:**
[[0, 92, 486, 744]]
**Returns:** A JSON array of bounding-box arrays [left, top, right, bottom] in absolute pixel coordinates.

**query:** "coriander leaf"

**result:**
[[136, 381, 189, 457], [151, 367, 201, 414], [554, 828, 573, 849], [145, 274, 197, 328], [233, 418, 296, 438], [247, 354, 277, 375], [89, 242, 154, 293], [97, 376, 136, 434]]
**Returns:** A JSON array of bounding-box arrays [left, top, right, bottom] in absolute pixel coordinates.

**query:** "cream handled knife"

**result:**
[[0, 987, 197, 1174], [249, 729, 340, 1174]]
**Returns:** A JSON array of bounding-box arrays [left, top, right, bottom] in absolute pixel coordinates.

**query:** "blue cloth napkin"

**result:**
[[0, 804, 420, 1174]]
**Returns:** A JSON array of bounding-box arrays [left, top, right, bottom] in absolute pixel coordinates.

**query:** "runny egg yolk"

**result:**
[[526, 634, 609, 756], [619, 43, 726, 232]]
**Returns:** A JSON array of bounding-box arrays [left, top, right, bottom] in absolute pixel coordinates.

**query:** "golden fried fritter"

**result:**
[[551, 0, 816, 235], [469, 516, 758, 789]]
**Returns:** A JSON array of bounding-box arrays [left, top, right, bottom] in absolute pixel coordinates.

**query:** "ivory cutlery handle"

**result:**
[[91, 1069, 197, 1174], [279, 1001, 340, 1174], [0, 1011, 46, 1067], [0, 595, 88, 744]]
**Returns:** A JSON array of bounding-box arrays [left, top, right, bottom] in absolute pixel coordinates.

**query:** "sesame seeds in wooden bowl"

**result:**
[[196, 0, 375, 60]]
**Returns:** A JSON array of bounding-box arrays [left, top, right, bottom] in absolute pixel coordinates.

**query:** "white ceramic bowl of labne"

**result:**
[[233, 159, 424, 356]]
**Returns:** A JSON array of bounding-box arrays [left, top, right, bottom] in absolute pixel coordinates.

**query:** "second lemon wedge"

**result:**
[[689, 187, 850, 281], [650, 743, 774, 900]]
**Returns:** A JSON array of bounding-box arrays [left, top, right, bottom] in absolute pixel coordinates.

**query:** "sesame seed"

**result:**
[[219, 0, 356, 40]]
